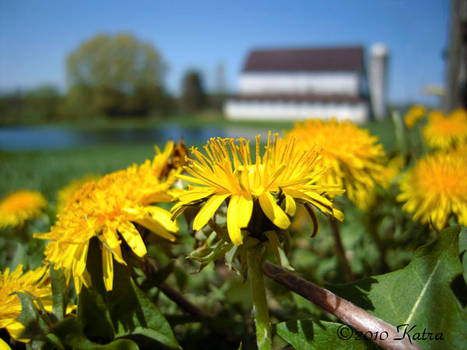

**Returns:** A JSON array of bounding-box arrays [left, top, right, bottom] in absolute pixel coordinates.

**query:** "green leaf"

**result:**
[[78, 287, 115, 343], [108, 262, 180, 349], [44, 333, 66, 350], [459, 227, 467, 285], [15, 293, 65, 349], [329, 226, 467, 350], [9, 241, 26, 269], [16, 292, 51, 340], [95, 339, 140, 350], [276, 320, 376, 350], [225, 244, 239, 271], [189, 239, 233, 271], [77, 238, 116, 343], [49, 265, 67, 321], [81, 238, 179, 348], [138, 261, 174, 290], [173, 266, 188, 291], [132, 283, 180, 348], [52, 318, 138, 350]]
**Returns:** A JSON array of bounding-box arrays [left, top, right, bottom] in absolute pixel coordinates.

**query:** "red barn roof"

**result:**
[[243, 46, 364, 72]]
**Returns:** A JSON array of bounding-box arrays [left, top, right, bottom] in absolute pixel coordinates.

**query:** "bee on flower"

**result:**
[[0, 190, 47, 229], [35, 142, 182, 293], [286, 118, 388, 210], [397, 150, 467, 229]]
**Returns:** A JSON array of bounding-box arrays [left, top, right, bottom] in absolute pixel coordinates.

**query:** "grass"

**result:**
[[8, 111, 296, 131], [0, 118, 397, 202], [0, 145, 155, 200]]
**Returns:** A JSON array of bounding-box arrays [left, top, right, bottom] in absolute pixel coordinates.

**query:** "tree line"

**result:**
[[0, 33, 226, 124]]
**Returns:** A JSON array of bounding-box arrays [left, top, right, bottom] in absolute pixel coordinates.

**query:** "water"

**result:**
[[0, 125, 275, 152]]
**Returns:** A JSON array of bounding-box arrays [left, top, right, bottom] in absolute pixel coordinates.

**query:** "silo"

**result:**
[[369, 43, 389, 120]]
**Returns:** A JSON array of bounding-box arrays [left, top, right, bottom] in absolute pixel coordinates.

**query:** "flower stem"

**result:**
[[138, 256, 206, 317], [247, 245, 272, 350], [263, 262, 424, 350], [19, 222, 30, 242], [158, 281, 206, 317], [330, 217, 354, 281]]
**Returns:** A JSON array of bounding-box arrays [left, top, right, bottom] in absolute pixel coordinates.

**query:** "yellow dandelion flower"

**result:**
[[423, 109, 467, 149], [0, 190, 47, 229], [287, 118, 387, 210], [0, 265, 51, 342], [35, 142, 180, 293], [450, 143, 467, 160], [404, 105, 426, 128], [397, 151, 467, 229], [56, 175, 100, 213], [172, 134, 344, 246], [0, 338, 11, 350]]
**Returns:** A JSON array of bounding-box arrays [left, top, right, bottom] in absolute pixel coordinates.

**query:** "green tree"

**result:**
[[25, 84, 63, 121], [65, 33, 168, 117], [0, 85, 64, 124], [180, 69, 206, 113]]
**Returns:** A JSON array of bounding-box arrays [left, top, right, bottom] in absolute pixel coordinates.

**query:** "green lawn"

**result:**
[[20, 111, 296, 131], [0, 145, 156, 200], [0, 118, 397, 202]]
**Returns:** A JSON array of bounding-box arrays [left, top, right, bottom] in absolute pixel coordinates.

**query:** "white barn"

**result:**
[[225, 45, 388, 123]]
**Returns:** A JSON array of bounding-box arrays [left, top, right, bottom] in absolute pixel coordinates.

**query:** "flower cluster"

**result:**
[[173, 134, 344, 245], [35, 142, 180, 292]]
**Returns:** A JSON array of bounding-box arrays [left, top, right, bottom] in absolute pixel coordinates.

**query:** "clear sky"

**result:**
[[0, 0, 449, 104]]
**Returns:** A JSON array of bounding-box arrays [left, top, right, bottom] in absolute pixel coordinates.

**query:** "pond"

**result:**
[[0, 125, 275, 152]]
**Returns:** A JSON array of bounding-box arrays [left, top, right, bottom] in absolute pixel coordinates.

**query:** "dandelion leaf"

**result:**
[[276, 320, 375, 350], [328, 226, 467, 350]]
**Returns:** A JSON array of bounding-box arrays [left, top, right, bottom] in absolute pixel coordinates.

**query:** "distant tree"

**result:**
[[128, 85, 174, 116], [0, 90, 26, 124], [25, 84, 62, 121], [180, 69, 206, 113], [0, 85, 64, 125], [65, 33, 168, 117], [63, 84, 95, 119]]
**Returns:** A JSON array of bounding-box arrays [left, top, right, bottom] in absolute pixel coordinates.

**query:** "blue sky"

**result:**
[[0, 0, 449, 104]]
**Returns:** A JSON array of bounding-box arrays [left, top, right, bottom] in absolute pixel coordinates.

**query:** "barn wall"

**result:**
[[224, 100, 369, 123], [239, 72, 361, 96]]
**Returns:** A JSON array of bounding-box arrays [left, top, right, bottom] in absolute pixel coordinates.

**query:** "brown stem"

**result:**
[[140, 257, 206, 317], [263, 262, 423, 350], [158, 281, 206, 317], [330, 218, 354, 280]]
